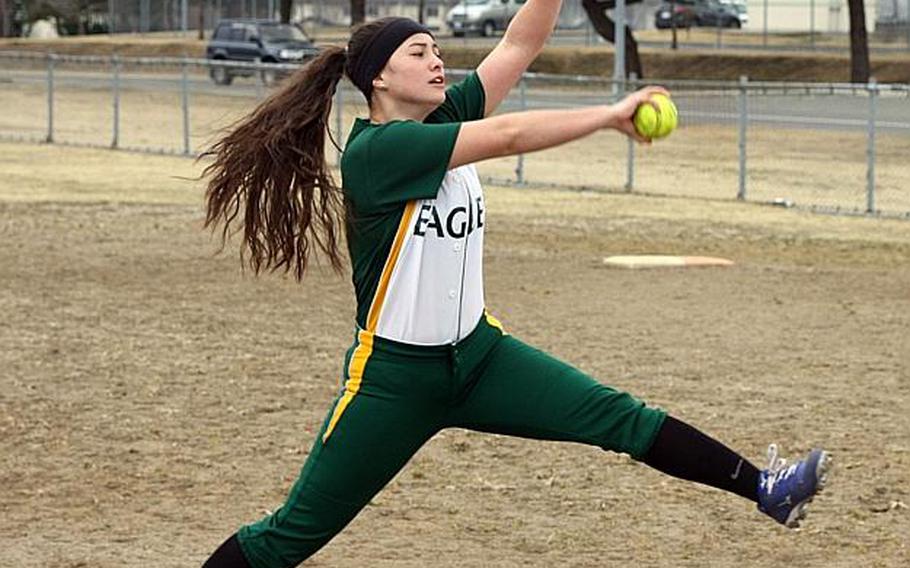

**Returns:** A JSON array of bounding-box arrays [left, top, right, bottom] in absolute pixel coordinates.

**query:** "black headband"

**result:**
[[350, 18, 434, 99]]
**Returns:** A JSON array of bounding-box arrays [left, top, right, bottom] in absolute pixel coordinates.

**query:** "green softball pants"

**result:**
[[237, 316, 666, 568]]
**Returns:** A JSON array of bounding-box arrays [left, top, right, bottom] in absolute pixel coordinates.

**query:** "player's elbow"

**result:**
[[498, 119, 523, 157], [488, 112, 536, 157]]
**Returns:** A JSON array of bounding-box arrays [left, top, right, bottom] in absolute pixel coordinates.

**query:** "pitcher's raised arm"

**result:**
[[476, 0, 563, 117]]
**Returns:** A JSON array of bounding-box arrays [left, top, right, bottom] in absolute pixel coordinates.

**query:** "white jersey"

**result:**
[[371, 164, 485, 345]]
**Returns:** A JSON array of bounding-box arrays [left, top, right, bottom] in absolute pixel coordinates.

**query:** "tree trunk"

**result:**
[[198, 0, 205, 40], [670, 0, 678, 49], [79, 0, 88, 34], [0, 0, 9, 38], [280, 0, 291, 23], [351, 0, 365, 26], [847, 0, 870, 83], [581, 0, 643, 79], [418, 0, 425, 24]]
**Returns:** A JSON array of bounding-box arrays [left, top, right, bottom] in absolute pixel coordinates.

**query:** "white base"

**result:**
[[602, 255, 734, 269]]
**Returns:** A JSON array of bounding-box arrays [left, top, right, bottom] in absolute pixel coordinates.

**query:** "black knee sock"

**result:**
[[202, 533, 251, 568], [641, 415, 760, 503]]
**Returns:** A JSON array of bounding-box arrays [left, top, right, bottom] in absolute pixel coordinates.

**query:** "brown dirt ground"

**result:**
[[1, 142, 909, 567]]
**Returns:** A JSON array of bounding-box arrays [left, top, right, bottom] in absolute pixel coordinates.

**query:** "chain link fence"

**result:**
[[1, 50, 908, 216]]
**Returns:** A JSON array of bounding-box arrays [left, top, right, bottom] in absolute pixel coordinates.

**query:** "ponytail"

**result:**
[[200, 46, 348, 281]]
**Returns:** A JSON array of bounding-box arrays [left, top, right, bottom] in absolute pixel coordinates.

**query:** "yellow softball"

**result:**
[[633, 94, 678, 140]]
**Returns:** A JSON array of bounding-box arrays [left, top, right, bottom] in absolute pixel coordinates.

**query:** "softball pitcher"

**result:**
[[200, 6, 831, 568]]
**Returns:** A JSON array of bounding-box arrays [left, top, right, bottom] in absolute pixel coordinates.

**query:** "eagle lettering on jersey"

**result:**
[[413, 197, 485, 239]]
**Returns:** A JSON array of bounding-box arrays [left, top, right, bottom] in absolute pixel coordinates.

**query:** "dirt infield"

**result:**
[[1, 142, 909, 567]]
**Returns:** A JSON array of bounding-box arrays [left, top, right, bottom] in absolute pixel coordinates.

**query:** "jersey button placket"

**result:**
[[452, 171, 471, 345]]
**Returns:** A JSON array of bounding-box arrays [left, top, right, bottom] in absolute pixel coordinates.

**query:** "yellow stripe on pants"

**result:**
[[323, 203, 415, 444], [484, 310, 507, 335], [322, 329, 374, 443]]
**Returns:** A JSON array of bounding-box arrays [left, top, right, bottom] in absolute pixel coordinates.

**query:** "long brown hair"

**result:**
[[200, 19, 393, 281]]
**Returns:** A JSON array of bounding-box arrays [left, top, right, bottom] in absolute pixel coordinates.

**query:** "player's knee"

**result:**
[[589, 387, 666, 459]]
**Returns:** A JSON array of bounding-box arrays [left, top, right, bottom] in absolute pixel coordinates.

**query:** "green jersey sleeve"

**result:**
[[341, 120, 460, 212]]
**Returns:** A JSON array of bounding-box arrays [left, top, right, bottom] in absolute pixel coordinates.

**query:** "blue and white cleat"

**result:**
[[757, 444, 831, 528]]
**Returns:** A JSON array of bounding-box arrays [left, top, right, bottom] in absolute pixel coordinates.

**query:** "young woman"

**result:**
[[200, 6, 830, 568]]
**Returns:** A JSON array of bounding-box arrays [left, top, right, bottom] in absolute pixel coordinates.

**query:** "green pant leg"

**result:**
[[448, 335, 666, 459], [237, 347, 446, 568]]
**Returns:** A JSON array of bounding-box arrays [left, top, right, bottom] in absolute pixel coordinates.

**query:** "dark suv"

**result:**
[[206, 19, 319, 86]]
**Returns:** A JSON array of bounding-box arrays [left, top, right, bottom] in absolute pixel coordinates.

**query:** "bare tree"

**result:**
[[198, 0, 204, 39], [847, 0, 870, 83], [351, 0, 365, 25], [1, 0, 9, 37], [280, 0, 291, 23], [581, 0, 644, 79]]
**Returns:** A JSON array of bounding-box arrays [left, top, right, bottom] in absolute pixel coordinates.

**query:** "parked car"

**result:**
[[445, 0, 526, 37], [719, 1, 749, 27], [654, 0, 699, 30], [205, 19, 319, 86], [655, 0, 746, 30], [693, 0, 746, 28]]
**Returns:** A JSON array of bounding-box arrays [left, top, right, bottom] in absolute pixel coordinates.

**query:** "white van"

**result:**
[[445, 0, 526, 37]]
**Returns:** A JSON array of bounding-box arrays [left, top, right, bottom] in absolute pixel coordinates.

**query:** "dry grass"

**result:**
[[3, 141, 908, 250], [2, 81, 908, 215]]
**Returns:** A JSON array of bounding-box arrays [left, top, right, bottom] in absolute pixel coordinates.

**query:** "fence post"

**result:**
[[809, 0, 816, 49], [46, 53, 55, 143], [181, 57, 191, 155], [625, 73, 637, 192], [515, 76, 526, 185], [255, 58, 264, 99], [737, 75, 748, 201], [112, 54, 120, 149], [334, 83, 343, 166], [866, 78, 877, 214], [613, 0, 626, 97]]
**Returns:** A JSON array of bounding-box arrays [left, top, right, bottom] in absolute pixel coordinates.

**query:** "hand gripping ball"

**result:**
[[633, 94, 678, 140]]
